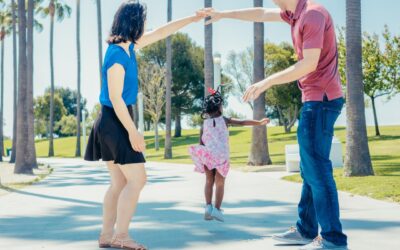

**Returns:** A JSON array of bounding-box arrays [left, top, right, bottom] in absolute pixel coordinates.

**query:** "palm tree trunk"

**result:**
[[15, 0, 33, 174], [204, 0, 214, 95], [75, 0, 82, 157], [370, 96, 380, 136], [164, 0, 173, 159], [26, 0, 37, 168], [174, 110, 181, 138], [248, 0, 272, 166], [155, 121, 159, 151], [48, 3, 55, 157], [10, 0, 18, 163], [344, 0, 374, 176], [0, 33, 4, 160], [96, 0, 103, 88]]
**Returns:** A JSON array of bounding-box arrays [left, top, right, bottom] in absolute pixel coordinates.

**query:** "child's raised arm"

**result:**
[[224, 117, 270, 127]]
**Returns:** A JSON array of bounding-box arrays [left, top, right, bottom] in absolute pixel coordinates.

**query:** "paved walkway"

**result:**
[[0, 158, 399, 250]]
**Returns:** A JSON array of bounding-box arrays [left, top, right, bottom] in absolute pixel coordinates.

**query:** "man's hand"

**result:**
[[259, 118, 270, 126], [197, 8, 223, 25], [242, 80, 273, 103], [193, 9, 209, 22]]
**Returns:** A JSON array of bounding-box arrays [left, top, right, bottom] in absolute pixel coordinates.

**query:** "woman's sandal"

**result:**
[[98, 232, 113, 248], [110, 233, 147, 250]]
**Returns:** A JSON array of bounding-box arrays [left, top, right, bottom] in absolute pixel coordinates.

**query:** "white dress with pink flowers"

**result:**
[[188, 116, 230, 177]]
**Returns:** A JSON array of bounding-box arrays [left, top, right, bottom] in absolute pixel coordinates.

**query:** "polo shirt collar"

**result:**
[[288, 0, 308, 24]]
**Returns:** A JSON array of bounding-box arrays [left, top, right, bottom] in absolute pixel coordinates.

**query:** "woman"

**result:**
[[84, 1, 206, 249]]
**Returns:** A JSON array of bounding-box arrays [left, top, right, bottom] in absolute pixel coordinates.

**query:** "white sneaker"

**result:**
[[299, 236, 348, 250], [204, 204, 213, 221], [211, 207, 224, 222], [272, 227, 313, 245]]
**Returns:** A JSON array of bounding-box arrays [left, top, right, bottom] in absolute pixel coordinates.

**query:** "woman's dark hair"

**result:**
[[201, 87, 224, 119], [107, 1, 147, 44]]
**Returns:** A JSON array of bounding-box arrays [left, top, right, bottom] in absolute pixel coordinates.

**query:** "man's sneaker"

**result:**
[[299, 236, 348, 250], [211, 207, 224, 222], [272, 227, 313, 245], [204, 204, 213, 221]]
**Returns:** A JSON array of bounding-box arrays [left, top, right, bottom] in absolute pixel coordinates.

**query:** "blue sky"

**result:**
[[1, 0, 400, 136]]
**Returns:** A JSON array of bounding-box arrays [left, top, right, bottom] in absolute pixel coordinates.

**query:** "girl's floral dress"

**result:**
[[188, 116, 230, 177]]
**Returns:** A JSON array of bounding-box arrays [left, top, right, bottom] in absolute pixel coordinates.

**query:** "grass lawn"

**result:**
[[4, 126, 399, 202]]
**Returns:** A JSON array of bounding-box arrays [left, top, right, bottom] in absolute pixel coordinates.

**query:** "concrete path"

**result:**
[[0, 158, 399, 250]]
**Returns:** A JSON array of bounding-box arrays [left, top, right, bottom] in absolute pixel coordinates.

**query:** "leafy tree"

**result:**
[[139, 61, 166, 151], [264, 42, 301, 133], [139, 33, 204, 138], [382, 25, 400, 95], [224, 48, 254, 110], [34, 93, 66, 137], [55, 115, 76, 137]]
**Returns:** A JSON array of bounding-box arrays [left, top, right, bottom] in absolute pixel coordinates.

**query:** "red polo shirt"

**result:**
[[280, 0, 343, 102]]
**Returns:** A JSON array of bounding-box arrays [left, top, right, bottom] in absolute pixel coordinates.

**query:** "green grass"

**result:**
[[5, 126, 399, 203]]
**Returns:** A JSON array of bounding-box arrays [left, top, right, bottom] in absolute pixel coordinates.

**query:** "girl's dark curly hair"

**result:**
[[201, 87, 224, 119], [107, 1, 147, 44]]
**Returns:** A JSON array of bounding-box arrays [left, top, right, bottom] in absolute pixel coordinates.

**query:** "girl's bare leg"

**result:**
[[204, 167, 215, 205], [214, 171, 225, 210]]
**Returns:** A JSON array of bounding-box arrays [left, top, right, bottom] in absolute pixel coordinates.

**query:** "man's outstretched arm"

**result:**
[[200, 8, 284, 24]]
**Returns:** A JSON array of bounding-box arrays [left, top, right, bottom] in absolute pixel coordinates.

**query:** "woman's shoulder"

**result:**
[[104, 45, 129, 68]]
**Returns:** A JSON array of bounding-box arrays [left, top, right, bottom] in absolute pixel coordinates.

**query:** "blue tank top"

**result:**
[[99, 43, 139, 107]]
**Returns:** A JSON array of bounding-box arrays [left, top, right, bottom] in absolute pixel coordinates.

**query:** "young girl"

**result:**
[[188, 87, 269, 222]]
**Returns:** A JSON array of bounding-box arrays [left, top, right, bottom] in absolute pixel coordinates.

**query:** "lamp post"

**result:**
[[138, 92, 144, 133], [82, 109, 86, 152], [213, 53, 222, 90]]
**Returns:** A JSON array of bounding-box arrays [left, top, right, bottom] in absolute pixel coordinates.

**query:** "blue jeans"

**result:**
[[296, 96, 347, 246]]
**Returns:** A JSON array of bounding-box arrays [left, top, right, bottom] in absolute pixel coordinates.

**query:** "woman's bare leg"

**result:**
[[115, 163, 147, 235], [204, 167, 215, 205], [214, 171, 225, 210], [102, 161, 126, 236]]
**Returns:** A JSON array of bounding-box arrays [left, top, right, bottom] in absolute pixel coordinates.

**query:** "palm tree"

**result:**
[[9, 0, 17, 164], [204, 0, 213, 94], [248, 0, 272, 166], [344, 0, 374, 176], [96, 0, 103, 88], [164, 0, 172, 159], [14, 0, 33, 174], [26, 0, 38, 168], [37, 0, 71, 157], [0, 2, 11, 162], [75, 0, 81, 157]]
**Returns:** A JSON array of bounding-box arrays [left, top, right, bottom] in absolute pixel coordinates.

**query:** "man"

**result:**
[[201, 1, 348, 249]]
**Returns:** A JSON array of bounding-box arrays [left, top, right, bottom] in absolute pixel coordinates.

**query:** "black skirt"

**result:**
[[84, 105, 146, 165]]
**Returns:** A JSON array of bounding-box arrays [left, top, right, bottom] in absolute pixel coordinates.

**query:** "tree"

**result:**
[[53, 87, 87, 117], [75, 0, 81, 156], [140, 33, 205, 137], [14, 0, 33, 174], [34, 92, 67, 137], [264, 42, 301, 133], [338, 29, 395, 136], [164, 0, 173, 158], [0, 2, 12, 160], [382, 25, 400, 96], [10, 0, 17, 163], [204, 0, 214, 97], [139, 62, 166, 151], [248, 0, 272, 166], [344, 0, 374, 176], [37, 0, 71, 157], [224, 48, 254, 110], [55, 115, 76, 137], [96, 0, 103, 88]]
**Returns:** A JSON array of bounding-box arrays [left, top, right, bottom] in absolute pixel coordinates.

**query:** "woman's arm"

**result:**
[[108, 64, 146, 152], [225, 117, 270, 127], [201, 8, 283, 25], [135, 12, 205, 50]]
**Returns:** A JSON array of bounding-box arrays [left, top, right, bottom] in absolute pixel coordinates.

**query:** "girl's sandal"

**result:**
[[98, 232, 113, 248], [110, 234, 147, 250]]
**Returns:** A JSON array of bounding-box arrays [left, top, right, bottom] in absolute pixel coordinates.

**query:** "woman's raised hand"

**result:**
[[193, 9, 209, 22], [196, 8, 223, 25]]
